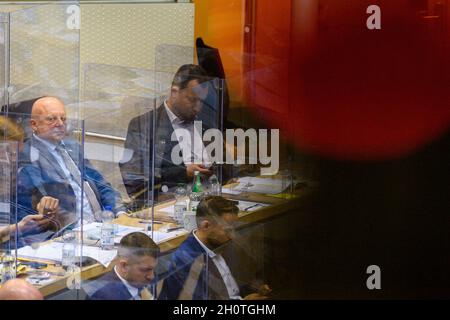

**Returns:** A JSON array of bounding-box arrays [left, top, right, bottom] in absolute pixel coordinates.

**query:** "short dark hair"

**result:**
[[172, 64, 209, 90], [196, 196, 239, 224], [118, 232, 160, 260]]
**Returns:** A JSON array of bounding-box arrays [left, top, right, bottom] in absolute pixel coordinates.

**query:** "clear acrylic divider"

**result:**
[[0, 1, 81, 297]]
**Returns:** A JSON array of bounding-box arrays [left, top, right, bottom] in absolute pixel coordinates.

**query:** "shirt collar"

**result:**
[[33, 134, 62, 152], [193, 230, 216, 259], [114, 266, 140, 299], [164, 100, 182, 125]]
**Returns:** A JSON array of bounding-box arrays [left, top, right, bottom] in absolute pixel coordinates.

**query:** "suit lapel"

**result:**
[[30, 137, 67, 181], [206, 256, 231, 300], [154, 105, 176, 175], [183, 235, 230, 300], [100, 270, 134, 300], [65, 142, 102, 201]]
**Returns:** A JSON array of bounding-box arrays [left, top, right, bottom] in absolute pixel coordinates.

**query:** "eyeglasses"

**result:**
[[44, 115, 67, 125]]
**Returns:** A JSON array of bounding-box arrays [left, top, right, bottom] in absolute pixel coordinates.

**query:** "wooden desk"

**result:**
[[22, 187, 310, 297]]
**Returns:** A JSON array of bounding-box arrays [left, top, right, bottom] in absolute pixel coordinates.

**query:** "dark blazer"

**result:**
[[159, 234, 250, 300], [17, 136, 124, 240], [119, 104, 210, 206], [87, 269, 133, 300]]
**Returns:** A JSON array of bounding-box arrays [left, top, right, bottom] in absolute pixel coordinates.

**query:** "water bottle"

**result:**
[[174, 184, 187, 224], [189, 171, 204, 212], [208, 174, 221, 196], [101, 206, 115, 250], [61, 232, 76, 270], [0, 255, 16, 284]]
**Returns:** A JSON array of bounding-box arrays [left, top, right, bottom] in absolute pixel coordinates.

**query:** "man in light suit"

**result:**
[[87, 232, 159, 300], [119, 64, 215, 207], [159, 196, 271, 300], [17, 96, 126, 242]]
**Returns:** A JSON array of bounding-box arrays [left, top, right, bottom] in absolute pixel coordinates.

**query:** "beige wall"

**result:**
[[80, 3, 194, 70]]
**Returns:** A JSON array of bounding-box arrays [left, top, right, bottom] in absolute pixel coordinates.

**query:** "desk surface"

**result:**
[[18, 187, 310, 297]]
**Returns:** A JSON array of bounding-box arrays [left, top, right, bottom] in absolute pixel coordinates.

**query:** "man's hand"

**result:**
[[17, 214, 51, 234], [186, 164, 212, 179], [243, 293, 270, 300], [243, 284, 272, 300], [36, 196, 59, 217]]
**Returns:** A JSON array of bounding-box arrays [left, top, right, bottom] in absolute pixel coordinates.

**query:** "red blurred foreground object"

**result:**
[[248, 0, 449, 161]]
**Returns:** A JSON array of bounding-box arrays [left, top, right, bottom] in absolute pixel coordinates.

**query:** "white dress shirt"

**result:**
[[193, 230, 243, 300], [164, 101, 208, 165], [33, 134, 94, 221], [114, 266, 140, 300]]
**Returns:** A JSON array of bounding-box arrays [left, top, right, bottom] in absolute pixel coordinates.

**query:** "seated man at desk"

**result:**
[[119, 64, 214, 207], [87, 232, 160, 300], [17, 96, 126, 241], [159, 196, 271, 300]]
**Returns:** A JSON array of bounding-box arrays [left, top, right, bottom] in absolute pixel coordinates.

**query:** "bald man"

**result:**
[[0, 279, 43, 300], [17, 96, 126, 245]]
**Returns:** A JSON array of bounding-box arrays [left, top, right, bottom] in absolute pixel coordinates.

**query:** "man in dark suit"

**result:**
[[87, 232, 159, 300], [17, 96, 126, 242], [119, 64, 215, 207], [159, 196, 271, 300]]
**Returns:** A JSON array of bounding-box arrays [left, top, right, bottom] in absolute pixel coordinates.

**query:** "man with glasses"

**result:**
[[17, 96, 126, 242], [159, 196, 271, 300]]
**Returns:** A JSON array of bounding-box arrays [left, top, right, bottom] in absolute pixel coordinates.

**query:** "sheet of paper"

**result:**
[[75, 222, 144, 240], [79, 246, 118, 267], [17, 242, 64, 263], [237, 200, 269, 212], [221, 187, 242, 195], [159, 205, 175, 216], [17, 242, 118, 268], [112, 228, 187, 245], [147, 230, 188, 244], [115, 225, 145, 236], [73, 222, 101, 232], [234, 177, 289, 195]]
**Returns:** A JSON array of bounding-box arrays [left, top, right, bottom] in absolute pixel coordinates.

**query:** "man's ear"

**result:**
[[30, 119, 37, 131], [198, 219, 211, 230], [117, 258, 129, 272], [170, 86, 180, 99]]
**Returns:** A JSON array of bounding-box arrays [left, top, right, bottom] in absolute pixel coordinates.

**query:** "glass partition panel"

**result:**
[[7, 3, 80, 104], [0, 14, 18, 283], [81, 63, 161, 299], [11, 112, 84, 294], [0, 141, 19, 285], [0, 2, 82, 298], [82, 62, 157, 218], [154, 45, 225, 207], [0, 12, 7, 112], [155, 44, 194, 99], [157, 249, 209, 300]]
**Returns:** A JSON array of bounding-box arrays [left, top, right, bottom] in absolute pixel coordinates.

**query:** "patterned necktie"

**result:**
[[139, 286, 153, 300], [56, 144, 102, 216], [56, 144, 81, 185]]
